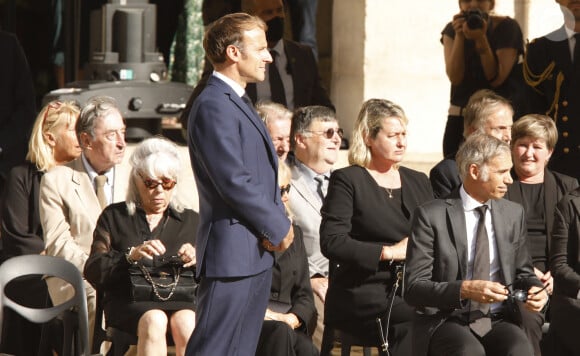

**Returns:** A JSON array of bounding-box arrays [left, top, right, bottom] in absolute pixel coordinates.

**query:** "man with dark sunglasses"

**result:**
[[287, 104, 341, 348]]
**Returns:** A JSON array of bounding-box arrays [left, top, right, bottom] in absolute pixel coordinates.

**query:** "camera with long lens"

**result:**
[[463, 9, 487, 30]]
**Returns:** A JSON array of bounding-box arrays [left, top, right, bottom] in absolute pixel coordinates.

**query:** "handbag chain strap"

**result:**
[[138, 264, 181, 302]]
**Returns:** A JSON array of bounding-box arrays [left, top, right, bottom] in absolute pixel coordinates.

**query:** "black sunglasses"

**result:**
[[305, 128, 344, 139], [280, 184, 291, 196], [139, 172, 177, 190]]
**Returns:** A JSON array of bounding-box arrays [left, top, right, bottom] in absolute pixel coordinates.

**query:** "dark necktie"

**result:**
[[314, 175, 328, 201], [469, 205, 492, 337], [269, 50, 287, 106], [242, 93, 254, 110], [95, 175, 108, 209]]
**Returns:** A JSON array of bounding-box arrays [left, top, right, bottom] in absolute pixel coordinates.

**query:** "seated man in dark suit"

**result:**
[[405, 133, 548, 356], [180, 0, 333, 129], [430, 89, 513, 198]]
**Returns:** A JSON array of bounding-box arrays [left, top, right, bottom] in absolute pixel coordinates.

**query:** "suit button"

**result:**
[[563, 131, 569, 137], [271, 292, 279, 298], [564, 147, 570, 153], [562, 116, 569, 122], [563, 100, 569, 107]]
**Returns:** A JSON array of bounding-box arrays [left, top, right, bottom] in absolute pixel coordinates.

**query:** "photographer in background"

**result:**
[[441, 0, 524, 157]]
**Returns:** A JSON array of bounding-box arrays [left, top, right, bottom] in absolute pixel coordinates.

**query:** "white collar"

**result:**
[[460, 185, 491, 212], [81, 153, 114, 183], [212, 71, 246, 97]]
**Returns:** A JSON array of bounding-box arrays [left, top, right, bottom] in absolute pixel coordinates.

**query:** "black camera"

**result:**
[[509, 289, 528, 303], [463, 9, 487, 30]]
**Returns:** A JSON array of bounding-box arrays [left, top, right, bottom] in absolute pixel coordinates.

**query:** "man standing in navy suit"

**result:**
[[186, 13, 294, 356]]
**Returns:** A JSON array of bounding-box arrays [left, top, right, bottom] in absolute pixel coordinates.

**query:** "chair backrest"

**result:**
[[0, 255, 90, 356]]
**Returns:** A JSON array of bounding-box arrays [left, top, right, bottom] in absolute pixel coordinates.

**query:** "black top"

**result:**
[[441, 16, 524, 107], [84, 202, 199, 333], [320, 165, 433, 324], [514, 182, 547, 271], [505, 169, 578, 274]]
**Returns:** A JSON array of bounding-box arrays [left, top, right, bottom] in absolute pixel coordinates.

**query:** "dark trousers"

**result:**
[[0, 276, 59, 355], [547, 294, 580, 356], [442, 115, 464, 158], [428, 318, 533, 356], [518, 301, 544, 356], [256, 320, 319, 356], [185, 268, 272, 356], [329, 296, 413, 356]]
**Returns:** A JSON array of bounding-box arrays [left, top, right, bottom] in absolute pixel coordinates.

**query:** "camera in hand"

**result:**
[[509, 289, 528, 303], [463, 9, 487, 30]]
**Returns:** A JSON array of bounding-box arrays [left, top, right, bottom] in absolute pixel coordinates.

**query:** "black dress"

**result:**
[[320, 165, 433, 355], [84, 202, 199, 334]]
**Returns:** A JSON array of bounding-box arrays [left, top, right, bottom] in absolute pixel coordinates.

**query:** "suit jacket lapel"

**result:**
[[70, 158, 101, 224], [292, 173, 322, 214], [113, 164, 129, 203], [208, 76, 277, 165], [446, 196, 468, 279], [543, 169, 558, 251], [490, 200, 515, 286], [553, 28, 574, 73]]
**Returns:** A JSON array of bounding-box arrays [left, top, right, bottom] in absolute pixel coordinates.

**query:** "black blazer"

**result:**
[[320, 165, 433, 325], [0, 162, 44, 260], [505, 168, 578, 253], [405, 190, 542, 356], [245, 39, 333, 110], [550, 187, 580, 344], [429, 157, 460, 199]]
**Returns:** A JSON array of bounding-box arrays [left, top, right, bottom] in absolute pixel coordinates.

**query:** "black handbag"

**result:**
[[128, 257, 197, 303]]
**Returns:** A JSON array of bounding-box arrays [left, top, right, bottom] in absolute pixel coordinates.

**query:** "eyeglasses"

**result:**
[[139, 172, 177, 190], [304, 128, 344, 139], [42, 101, 63, 125], [280, 184, 291, 196]]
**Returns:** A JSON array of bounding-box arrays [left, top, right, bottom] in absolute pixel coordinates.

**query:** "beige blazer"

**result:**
[[39, 156, 128, 313], [39, 157, 127, 269]]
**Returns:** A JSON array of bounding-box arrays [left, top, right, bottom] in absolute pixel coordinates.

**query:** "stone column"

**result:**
[[514, 0, 530, 41], [330, 0, 365, 138]]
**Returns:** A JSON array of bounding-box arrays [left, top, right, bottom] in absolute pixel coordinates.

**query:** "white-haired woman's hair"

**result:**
[[126, 136, 185, 215]]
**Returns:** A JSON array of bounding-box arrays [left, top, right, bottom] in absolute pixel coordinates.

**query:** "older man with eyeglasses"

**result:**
[[288, 104, 341, 347], [39, 95, 127, 346]]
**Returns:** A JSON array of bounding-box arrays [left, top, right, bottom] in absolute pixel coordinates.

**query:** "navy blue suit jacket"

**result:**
[[188, 75, 291, 278]]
